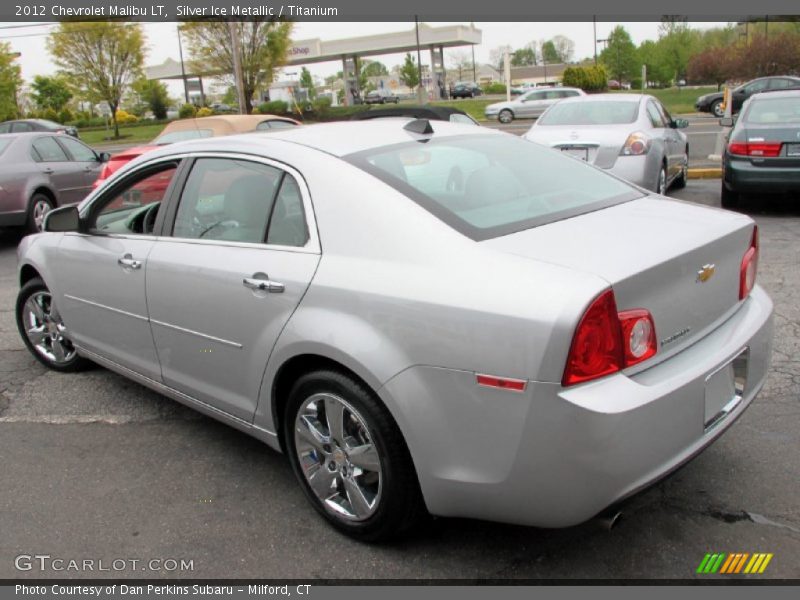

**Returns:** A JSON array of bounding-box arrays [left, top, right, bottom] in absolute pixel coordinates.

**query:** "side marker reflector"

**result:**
[[476, 374, 527, 392]]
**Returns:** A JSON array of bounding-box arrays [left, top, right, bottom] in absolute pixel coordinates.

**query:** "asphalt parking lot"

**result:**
[[0, 180, 798, 580]]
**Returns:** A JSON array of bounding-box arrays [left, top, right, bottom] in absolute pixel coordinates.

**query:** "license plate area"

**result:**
[[561, 146, 588, 161], [704, 347, 748, 432], [786, 143, 800, 157]]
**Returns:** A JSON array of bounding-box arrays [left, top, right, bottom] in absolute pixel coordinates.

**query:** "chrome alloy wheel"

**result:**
[[294, 393, 383, 521], [22, 291, 76, 364], [32, 199, 52, 232]]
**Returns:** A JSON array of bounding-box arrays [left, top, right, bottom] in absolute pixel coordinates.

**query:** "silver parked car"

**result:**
[[0, 133, 108, 232], [485, 87, 585, 123], [16, 119, 773, 541], [524, 94, 689, 194]]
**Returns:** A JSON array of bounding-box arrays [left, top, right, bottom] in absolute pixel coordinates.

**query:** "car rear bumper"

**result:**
[[381, 286, 773, 527], [724, 159, 800, 193]]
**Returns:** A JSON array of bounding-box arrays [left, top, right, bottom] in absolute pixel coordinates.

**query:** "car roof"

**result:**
[[159, 114, 298, 136], [147, 118, 501, 159], [350, 105, 470, 121], [557, 93, 644, 104]]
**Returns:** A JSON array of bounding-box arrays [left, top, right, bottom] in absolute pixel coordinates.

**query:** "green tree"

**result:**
[[132, 78, 170, 120], [181, 19, 292, 114], [600, 26, 638, 83], [47, 22, 145, 137], [361, 60, 389, 78], [299, 67, 316, 100], [540, 40, 560, 64], [512, 46, 537, 66], [658, 17, 701, 81], [399, 53, 420, 91], [637, 40, 672, 87], [31, 75, 73, 112], [0, 43, 22, 120]]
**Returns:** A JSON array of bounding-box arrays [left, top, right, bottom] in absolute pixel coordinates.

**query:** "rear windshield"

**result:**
[[743, 96, 800, 124], [0, 139, 12, 154], [538, 101, 639, 126], [153, 129, 214, 145], [345, 134, 641, 240]]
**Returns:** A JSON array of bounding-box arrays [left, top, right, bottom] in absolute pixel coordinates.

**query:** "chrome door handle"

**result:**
[[243, 277, 284, 293], [43, 168, 54, 174], [118, 256, 142, 270]]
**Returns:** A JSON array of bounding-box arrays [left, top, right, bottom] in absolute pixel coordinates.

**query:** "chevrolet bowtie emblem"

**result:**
[[697, 264, 716, 283]]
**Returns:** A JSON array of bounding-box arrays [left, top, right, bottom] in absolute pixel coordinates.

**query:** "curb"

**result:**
[[688, 168, 722, 179]]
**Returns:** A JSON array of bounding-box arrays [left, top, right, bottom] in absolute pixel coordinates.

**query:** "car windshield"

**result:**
[[743, 96, 800, 124], [346, 134, 641, 240], [538, 101, 639, 126], [153, 129, 214, 145]]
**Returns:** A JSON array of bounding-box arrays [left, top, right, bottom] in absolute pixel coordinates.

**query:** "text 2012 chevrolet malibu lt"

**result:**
[[16, 119, 773, 541]]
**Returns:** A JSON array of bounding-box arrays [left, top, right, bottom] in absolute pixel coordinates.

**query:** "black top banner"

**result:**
[[2, 0, 800, 22]]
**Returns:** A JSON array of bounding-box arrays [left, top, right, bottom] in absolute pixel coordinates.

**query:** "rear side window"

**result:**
[[31, 137, 69, 162], [256, 120, 297, 131], [346, 134, 640, 241], [646, 101, 666, 128]]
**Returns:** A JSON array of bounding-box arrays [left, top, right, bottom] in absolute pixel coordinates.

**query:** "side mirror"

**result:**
[[672, 118, 689, 129], [43, 205, 81, 233], [98, 152, 111, 163], [719, 117, 734, 127]]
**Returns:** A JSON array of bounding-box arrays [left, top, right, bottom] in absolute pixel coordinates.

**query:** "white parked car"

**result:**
[[485, 87, 585, 123]]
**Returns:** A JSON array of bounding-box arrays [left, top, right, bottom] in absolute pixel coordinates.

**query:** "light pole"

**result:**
[[593, 16, 597, 65], [415, 16, 425, 103], [177, 25, 189, 104], [227, 21, 247, 114]]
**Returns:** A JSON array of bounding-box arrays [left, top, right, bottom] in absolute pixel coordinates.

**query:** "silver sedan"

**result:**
[[524, 93, 689, 194], [485, 87, 586, 123], [16, 119, 773, 541]]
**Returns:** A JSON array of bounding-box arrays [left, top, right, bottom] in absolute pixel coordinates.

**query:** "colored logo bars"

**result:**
[[697, 552, 773, 574]]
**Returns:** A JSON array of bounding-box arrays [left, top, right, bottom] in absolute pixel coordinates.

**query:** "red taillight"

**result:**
[[739, 226, 759, 300], [728, 141, 782, 157], [620, 132, 651, 156], [562, 290, 657, 387]]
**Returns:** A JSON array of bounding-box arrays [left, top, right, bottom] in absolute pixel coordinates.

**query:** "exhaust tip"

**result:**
[[594, 510, 623, 531]]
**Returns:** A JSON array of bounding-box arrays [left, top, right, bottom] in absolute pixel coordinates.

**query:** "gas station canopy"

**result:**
[[145, 23, 481, 80]]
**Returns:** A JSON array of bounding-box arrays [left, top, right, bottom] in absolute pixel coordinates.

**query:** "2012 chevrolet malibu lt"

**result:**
[[16, 119, 773, 541]]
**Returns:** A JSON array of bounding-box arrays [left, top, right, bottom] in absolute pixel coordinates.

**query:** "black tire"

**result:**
[[26, 193, 54, 234], [721, 182, 740, 209], [16, 277, 90, 372], [284, 369, 425, 541], [498, 109, 514, 124], [672, 151, 689, 190], [655, 164, 668, 195], [711, 99, 724, 118]]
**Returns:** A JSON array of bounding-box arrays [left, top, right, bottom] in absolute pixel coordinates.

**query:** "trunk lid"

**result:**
[[483, 197, 756, 360], [526, 126, 630, 169], [740, 125, 800, 167]]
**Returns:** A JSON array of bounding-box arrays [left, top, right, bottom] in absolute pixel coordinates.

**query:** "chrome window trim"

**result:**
[[81, 151, 321, 254]]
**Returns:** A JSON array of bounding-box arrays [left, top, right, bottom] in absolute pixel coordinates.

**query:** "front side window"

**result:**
[[172, 158, 283, 244], [646, 101, 666, 128], [91, 163, 178, 235], [31, 137, 69, 162], [347, 135, 641, 241], [743, 79, 769, 95]]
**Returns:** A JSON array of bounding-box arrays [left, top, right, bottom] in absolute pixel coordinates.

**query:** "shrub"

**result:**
[[57, 108, 73, 124], [311, 96, 333, 119], [482, 82, 507, 94], [115, 109, 138, 124], [178, 103, 197, 119], [562, 65, 608, 92], [41, 108, 59, 122], [257, 100, 289, 115], [196, 107, 214, 118]]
